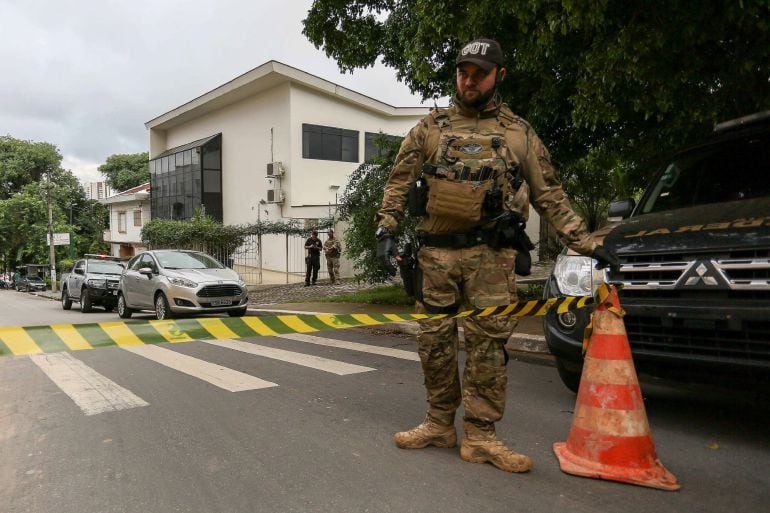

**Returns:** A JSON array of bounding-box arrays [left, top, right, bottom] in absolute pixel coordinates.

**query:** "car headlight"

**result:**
[[87, 279, 107, 289], [552, 254, 607, 297], [167, 276, 198, 288]]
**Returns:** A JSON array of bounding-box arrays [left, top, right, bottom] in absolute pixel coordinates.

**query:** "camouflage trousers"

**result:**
[[416, 245, 519, 429], [326, 257, 340, 284]]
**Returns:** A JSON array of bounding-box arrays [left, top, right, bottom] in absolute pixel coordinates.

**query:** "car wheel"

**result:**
[[227, 307, 247, 317], [155, 293, 175, 320], [61, 287, 72, 310], [81, 288, 93, 313], [555, 358, 582, 393], [117, 294, 133, 319]]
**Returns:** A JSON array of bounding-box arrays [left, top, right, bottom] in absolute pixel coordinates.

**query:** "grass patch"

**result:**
[[317, 285, 414, 305]]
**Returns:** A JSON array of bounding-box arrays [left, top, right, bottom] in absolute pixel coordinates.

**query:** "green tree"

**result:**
[[304, 0, 770, 194], [0, 136, 62, 199], [98, 152, 149, 192], [337, 134, 413, 282]]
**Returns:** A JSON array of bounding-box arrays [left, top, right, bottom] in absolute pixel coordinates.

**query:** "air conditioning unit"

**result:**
[[266, 162, 285, 176], [266, 189, 285, 203]]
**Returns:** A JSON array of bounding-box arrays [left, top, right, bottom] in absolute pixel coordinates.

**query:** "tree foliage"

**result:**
[[0, 136, 108, 272], [98, 152, 150, 192], [142, 210, 334, 254], [304, 0, 770, 195], [337, 134, 413, 282]]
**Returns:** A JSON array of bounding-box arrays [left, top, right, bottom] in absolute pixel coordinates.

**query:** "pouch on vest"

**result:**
[[407, 176, 429, 217], [426, 177, 491, 224]]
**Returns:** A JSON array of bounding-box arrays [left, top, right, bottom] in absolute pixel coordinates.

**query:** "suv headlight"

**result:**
[[552, 254, 607, 297], [87, 279, 107, 289], [167, 276, 198, 288]]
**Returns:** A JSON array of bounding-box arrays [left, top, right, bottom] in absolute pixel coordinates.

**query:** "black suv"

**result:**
[[61, 255, 125, 312], [545, 111, 770, 391]]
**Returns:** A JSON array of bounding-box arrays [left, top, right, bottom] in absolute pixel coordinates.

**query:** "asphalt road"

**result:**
[[1, 290, 768, 513]]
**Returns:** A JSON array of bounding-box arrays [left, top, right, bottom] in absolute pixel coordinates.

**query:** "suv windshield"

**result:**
[[89, 261, 124, 274], [639, 130, 770, 214], [155, 251, 224, 270]]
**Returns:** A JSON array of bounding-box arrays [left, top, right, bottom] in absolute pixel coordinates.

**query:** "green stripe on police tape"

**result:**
[[0, 296, 592, 357]]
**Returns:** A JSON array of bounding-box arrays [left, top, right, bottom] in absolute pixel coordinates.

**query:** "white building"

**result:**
[[84, 181, 114, 200], [143, 61, 429, 279], [101, 183, 150, 258]]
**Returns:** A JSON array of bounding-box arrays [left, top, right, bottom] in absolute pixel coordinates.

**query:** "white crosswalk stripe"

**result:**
[[29, 352, 149, 415], [277, 333, 420, 361], [122, 344, 278, 392], [204, 339, 376, 375]]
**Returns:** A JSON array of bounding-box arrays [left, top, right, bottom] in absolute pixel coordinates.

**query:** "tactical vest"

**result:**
[[411, 107, 531, 234]]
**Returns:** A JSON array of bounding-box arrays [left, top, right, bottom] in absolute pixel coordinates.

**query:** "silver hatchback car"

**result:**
[[117, 250, 248, 320]]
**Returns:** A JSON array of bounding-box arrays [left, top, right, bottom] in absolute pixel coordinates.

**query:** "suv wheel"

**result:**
[[155, 293, 175, 320], [81, 288, 93, 313], [117, 294, 133, 319], [61, 287, 72, 310], [555, 358, 582, 393]]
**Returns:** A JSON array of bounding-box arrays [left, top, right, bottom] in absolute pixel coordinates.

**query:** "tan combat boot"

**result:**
[[394, 418, 457, 449], [460, 424, 533, 473]]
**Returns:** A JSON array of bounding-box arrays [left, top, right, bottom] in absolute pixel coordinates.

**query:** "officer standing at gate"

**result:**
[[376, 38, 618, 473]]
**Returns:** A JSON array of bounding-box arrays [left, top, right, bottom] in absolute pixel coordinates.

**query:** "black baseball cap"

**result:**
[[455, 38, 504, 71]]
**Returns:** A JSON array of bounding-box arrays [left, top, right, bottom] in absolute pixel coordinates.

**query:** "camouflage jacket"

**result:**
[[376, 101, 597, 256], [323, 238, 341, 258]]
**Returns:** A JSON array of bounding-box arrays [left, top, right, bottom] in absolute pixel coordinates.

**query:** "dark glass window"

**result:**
[[149, 134, 222, 222], [302, 124, 359, 162], [364, 132, 401, 161]]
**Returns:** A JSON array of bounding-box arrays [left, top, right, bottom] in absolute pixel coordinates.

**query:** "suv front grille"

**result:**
[[625, 315, 770, 363], [614, 251, 770, 292], [197, 284, 242, 298]]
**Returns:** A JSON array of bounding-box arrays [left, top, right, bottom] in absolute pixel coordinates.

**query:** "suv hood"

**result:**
[[603, 196, 770, 255], [165, 268, 240, 283]]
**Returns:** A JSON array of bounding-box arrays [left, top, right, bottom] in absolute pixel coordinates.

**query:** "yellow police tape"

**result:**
[[0, 296, 593, 357]]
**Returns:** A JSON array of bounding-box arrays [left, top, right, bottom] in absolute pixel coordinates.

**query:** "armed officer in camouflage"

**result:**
[[376, 38, 618, 473]]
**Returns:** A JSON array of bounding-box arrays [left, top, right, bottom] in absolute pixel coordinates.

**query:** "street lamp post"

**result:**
[[46, 171, 57, 294]]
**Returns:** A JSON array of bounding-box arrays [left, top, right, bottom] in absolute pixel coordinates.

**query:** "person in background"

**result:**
[[323, 229, 342, 285], [304, 230, 322, 286]]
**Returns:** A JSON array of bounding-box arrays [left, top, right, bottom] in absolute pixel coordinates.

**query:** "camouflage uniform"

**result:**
[[323, 237, 342, 284], [378, 99, 596, 434]]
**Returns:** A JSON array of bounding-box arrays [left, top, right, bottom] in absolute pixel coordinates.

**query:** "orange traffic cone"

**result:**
[[553, 284, 680, 491]]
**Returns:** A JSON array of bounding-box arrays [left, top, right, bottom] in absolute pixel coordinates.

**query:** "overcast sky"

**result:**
[[0, 0, 435, 184]]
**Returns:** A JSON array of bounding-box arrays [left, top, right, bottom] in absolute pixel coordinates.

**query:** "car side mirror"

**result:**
[[608, 198, 636, 219], [74, 268, 85, 275], [139, 268, 154, 278]]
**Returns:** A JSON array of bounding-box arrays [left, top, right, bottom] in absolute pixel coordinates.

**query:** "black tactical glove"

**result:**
[[375, 226, 397, 276], [592, 245, 620, 272]]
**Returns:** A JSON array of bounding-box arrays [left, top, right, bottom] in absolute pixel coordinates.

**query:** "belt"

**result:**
[[417, 229, 496, 249]]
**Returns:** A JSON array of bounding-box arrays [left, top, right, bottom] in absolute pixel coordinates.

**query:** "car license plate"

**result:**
[[210, 299, 232, 306]]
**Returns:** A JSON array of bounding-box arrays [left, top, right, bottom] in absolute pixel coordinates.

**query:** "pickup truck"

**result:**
[[544, 111, 770, 391], [61, 255, 125, 313]]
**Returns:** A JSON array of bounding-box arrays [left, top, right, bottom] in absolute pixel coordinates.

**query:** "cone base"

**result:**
[[553, 442, 680, 491]]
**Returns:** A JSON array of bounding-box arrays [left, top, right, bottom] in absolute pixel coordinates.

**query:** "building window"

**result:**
[[302, 124, 359, 162], [149, 134, 222, 222], [133, 210, 142, 227], [118, 212, 127, 233], [364, 132, 402, 161]]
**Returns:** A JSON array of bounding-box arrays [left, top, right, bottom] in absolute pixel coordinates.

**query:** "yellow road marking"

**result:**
[[150, 320, 194, 343], [240, 317, 279, 336], [350, 314, 381, 326], [276, 315, 317, 333], [0, 327, 42, 355], [196, 318, 239, 339], [98, 322, 145, 346], [50, 324, 93, 351], [314, 314, 353, 329]]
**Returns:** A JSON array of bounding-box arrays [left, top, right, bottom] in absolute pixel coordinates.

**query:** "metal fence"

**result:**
[[150, 230, 333, 286]]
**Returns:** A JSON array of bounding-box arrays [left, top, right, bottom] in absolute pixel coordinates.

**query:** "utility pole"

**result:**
[[46, 171, 57, 294]]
